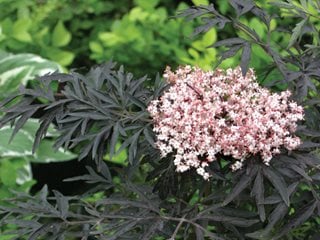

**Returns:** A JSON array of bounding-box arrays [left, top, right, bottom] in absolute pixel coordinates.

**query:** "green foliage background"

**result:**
[[1, 0, 304, 77], [0, 0, 219, 76]]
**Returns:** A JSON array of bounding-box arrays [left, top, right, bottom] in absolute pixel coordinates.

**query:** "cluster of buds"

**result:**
[[148, 66, 304, 179]]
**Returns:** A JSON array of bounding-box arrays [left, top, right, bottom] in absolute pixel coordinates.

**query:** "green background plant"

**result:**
[[0, 0, 220, 76], [0, 51, 62, 99], [2, 0, 317, 77], [89, 0, 218, 76], [0, 52, 74, 206], [0, 118, 76, 204], [0, 0, 132, 67]]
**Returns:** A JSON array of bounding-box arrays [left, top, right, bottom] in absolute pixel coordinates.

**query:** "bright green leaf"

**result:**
[[12, 18, 32, 42], [192, 40, 205, 51], [188, 48, 200, 59], [52, 21, 71, 47], [191, 0, 209, 6], [98, 32, 122, 46], [129, 7, 149, 21], [45, 48, 74, 66], [270, 19, 277, 31], [176, 2, 189, 11], [202, 28, 217, 47], [249, 18, 266, 39], [134, 0, 160, 10], [104, 142, 127, 166], [89, 41, 104, 54]]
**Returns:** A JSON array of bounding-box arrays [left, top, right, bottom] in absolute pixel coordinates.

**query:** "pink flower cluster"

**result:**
[[148, 66, 304, 179]]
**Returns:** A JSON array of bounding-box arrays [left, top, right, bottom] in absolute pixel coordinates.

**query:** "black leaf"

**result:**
[[240, 42, 251, 75], [288, 18, 307, 48], [229, 0, 255, 17], [222, 167, 257, 206], [246, 202, 288, 239], [216, 45, 243, 67], [213, 38, 246, 47], [289, 164, 312, 181], [52, 190, 69, 220], [298, 141, 320, 149], [251, 168, 265, 222], [141, 219, 163, 240], [274, 200, 317, 239], [262, 167, 290, 206]]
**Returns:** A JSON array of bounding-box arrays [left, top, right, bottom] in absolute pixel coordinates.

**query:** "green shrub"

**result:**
[[0, 0, 219, 76], [89, 1, 218, 76], [0, 0, 130, 67]]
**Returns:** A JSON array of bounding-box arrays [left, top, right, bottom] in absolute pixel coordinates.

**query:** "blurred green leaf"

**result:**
[[45, 48, 74, 66], [249, 18, 266, 39], [15, 158, 33, 186], [0, 234, 17, 240], [134, 0, 159, 10], [0, 160, 18, 187], [192, 40, 205, 51], [31, 140, 76, 163], [12, 18, 32, 42], [129, 7, 150, 21], [0, 119, 76, 163], [0, 25, 6, 42], [0, 187, 11, 200], [0, 51, 62, 99], [52, 21, 71, 47], [21, 118, 58, 137], [98, 32, 122, 46], [188, 48, 200, 59], [192, 0, 209, 6], [89, 41, 104, 54], [0, 126, 33, 157], [104, 142, 127, 166], [202, 28, 217, 47], [0, 157, 35, 206]]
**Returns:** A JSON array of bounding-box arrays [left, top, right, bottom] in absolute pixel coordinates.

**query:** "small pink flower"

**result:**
[[148, 66, 304, 179]]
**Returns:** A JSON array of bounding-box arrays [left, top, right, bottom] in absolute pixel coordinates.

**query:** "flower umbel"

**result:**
[[148, 66, 304, 179]]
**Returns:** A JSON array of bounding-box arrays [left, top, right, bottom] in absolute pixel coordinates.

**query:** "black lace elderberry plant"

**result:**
[[0, 1, 320, 240], [175, 0, 320, 239]]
